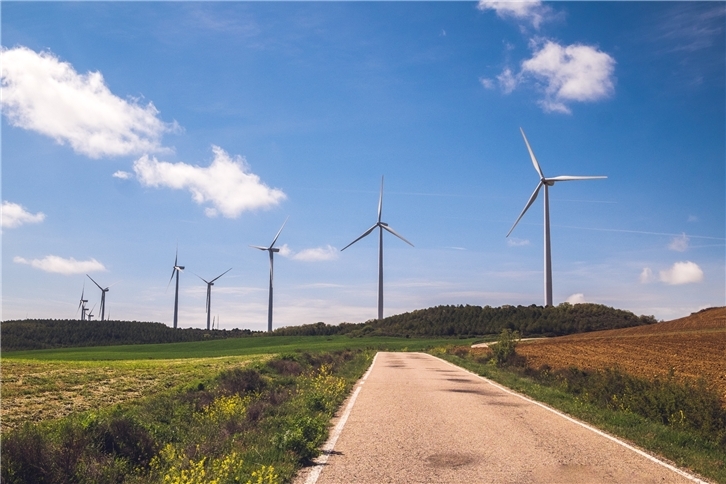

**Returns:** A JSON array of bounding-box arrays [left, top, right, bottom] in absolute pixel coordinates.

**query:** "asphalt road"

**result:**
[[295, 352, 706, 484]]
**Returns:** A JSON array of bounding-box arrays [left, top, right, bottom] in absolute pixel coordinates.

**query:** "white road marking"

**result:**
[[304, 352, 380, 484], [434, 353, 711, 484]]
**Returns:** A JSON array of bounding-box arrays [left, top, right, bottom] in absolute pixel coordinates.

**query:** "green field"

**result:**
[[2, 334, 474, 361]]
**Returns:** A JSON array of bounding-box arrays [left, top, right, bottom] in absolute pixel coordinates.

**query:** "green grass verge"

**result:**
[[432, 349, 726, 484], [2, 335, 476, 361]]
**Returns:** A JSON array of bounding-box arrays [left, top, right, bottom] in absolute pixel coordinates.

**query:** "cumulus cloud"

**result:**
[[497, 67, 519, 93], [14, 255, 106, 275], [279, 244, 339, 261], [639, 267, 655, 284], [112, 170, 132, 180], [565, 293, 586, 304], [668, 233, 690, 252], [659, 261, 704, 285], [507, 237, 530, 247], [133, 146, 286, 218], [479, 77, 495, 89], [520, 40, 616, 114], [2, 201, 45, 228], [0, 46, 176, 158], [477, 0, 552, 29]]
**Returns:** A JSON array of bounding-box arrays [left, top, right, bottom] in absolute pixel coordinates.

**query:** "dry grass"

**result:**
[[0, 356, 263, 433], [517, 307, 726, 403]]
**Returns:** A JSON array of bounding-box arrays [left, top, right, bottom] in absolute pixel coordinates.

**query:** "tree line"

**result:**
[[272, 303, 658, 338], [0, 319, 256, 352]]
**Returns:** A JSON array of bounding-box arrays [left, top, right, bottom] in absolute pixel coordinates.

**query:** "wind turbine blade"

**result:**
[[174, 246, 178, 267], [167, 268, 176, 291], [270, 217, 289, 248], [507, 181, 543, 237], [545, 175, 607, 182], [194, 272, 211, 284], [381, 224, 414, 247], [520, 128, 544, 180], [249, 245, 269, 251], [340, 224, 378, 251], [378, 176, 384, 223], [86, 274, 103, 290], [210, 267, 232, 283]]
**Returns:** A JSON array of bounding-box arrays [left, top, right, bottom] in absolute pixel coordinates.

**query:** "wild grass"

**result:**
[[433, 345, 726, 483], [2, 349, 374, 484]]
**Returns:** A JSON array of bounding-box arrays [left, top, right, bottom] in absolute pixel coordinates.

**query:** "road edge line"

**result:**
[[304, 351, 380, 484], [431, 353, 711, 484]]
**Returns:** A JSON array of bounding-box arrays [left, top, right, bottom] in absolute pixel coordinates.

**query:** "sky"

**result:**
[[2, 1, 724, 330]]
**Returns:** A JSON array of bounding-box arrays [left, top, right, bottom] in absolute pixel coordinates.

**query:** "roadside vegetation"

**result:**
[[2, 349, 373, 484], [433, 333, 726, 483]]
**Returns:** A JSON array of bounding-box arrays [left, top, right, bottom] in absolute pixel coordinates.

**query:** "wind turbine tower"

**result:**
[[86, 275, 110, 321], [196, 269, 231, 331], [251, 218, 288, 333], [77, 285, 88, 321], [167, 248, 185, 329], [341, 176, 413, 320], [507, 128, 606, 306]]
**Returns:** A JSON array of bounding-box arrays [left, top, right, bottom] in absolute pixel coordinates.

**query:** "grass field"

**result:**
[[1, 335, 473, 435]]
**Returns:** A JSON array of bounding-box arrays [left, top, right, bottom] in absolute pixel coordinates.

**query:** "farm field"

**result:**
[[517, 306, 726, 401], [0, 335, 472, 434]]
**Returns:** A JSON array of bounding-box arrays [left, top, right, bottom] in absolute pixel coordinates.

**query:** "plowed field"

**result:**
[[517, 307, 726, 403]]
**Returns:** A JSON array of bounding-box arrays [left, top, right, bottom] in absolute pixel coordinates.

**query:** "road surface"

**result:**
[[296, 352, 706, 484]]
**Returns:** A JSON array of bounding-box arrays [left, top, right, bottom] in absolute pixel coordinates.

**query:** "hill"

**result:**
[[0, 319, 256, 352], [274, 303, 657, 338], [517, 307, 726, 400]]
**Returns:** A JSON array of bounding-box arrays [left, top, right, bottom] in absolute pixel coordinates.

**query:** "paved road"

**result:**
[[296, 352, 705, 484]]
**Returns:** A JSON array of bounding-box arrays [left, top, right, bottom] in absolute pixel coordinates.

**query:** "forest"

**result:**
[[273, 303, 658, 338]]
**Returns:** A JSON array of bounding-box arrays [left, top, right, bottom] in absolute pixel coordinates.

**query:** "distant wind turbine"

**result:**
[[341, 176, 413, 320], [167, 248, 185, 329], [507, 128, 606, 307], [87, 304, 96, 321], [251, 217, 288, 333], [196, 269, 231, 331], [86, 275, 113, 321], [76, 284, 88, 321]]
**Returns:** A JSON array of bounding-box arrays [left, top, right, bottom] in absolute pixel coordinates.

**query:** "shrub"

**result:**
[[218, 368, 266, 395], [491, 329, 520, 366]]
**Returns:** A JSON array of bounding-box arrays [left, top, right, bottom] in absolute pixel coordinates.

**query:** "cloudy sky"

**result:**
[[2, 1, 724, 329]]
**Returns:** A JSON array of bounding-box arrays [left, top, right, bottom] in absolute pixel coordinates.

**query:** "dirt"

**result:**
[[517, 307, 726, 403]]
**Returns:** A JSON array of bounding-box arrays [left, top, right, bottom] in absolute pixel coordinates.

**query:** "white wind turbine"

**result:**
[[167, 247, 185, 329], [250, 217, 288, 333], [507, 128, 606, 307], [341, 176, 413, 320]]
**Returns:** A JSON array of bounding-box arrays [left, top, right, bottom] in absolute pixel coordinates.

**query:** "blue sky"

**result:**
[[2, 1, 724, 329]]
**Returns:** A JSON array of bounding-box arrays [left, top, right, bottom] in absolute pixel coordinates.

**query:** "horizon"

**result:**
[[2, 2, 724, 329]]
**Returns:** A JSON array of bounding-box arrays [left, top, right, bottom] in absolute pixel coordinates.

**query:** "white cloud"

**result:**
[[507, 237, 530, 247], [279, 244, 339, 261], [639, 267, 655, 284], [516, 40, 615, 114], [1, 201, 45, 228], [668, 233, 689, 252], [565, 293, 586, 304], [14, 255, 106, 275], [479, 77, 495, 89], [477, 0, 551, 29], [659, 261, 704, 285], [687, 215, 698, 223], [112, 170, 132, 180], [133, 145, 286, 218], [497, 67, 519, 94], [0, 46, 176, 158]]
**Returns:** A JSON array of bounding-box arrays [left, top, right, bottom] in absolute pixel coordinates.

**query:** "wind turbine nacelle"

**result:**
[[380, 222, 388, 227], [270, 248, 280, 253]]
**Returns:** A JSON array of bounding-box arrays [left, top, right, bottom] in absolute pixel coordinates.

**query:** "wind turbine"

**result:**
[[507, 128, 606, 307], [76, 284, 88, 321], [167, 248, 185, 329], [196, 269, 231, 331], [341, 176, 413, 320], [86, 275, 111, 321], [251, 217, 288, 333], [87, 304, 96, 321]]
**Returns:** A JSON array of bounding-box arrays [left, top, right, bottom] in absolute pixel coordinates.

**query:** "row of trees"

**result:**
[[0, 320, 256, 351], [273, 303, 658, 338]]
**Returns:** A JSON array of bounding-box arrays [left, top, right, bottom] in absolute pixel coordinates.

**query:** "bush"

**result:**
[[218, 368, 267, 395], [491, 329, 520, 366]]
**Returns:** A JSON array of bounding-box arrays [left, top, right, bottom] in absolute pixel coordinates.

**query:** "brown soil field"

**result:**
[[517, 307, 726, 403]]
